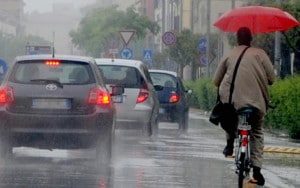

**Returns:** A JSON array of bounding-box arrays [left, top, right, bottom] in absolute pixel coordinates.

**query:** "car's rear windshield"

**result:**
[[10, 60, 95, 84], [150, 73, 177, 88], [98, 65, 142, 88]]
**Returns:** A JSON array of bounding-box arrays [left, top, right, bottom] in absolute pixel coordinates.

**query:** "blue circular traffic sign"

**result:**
[[120, 48, 133, 59], [162, 31, 176, 46], [0, 59, 8, 78], [198, 38, 207, 53]]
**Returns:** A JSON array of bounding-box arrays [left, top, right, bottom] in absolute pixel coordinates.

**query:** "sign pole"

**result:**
[[206, 0, 211, 77]]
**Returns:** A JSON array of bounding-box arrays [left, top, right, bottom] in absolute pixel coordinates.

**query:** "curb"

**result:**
[[263, 146, 300, 154]]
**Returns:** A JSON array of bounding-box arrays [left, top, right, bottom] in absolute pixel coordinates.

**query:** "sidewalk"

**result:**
[[189, 108, 300, 155]]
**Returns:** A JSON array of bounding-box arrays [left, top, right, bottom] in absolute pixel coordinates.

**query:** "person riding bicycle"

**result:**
[[213, 27, 276, 186]]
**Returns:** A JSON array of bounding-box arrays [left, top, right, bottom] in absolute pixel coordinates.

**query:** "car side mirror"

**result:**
[[154, 85, 163, 91], [110, 85, 124, 96]]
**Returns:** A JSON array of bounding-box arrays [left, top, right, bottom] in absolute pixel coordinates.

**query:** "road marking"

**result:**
[[264, 146, 300, 154]]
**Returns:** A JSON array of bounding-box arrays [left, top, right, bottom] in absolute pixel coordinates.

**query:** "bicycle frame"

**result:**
[[234, 108, 252, 188]]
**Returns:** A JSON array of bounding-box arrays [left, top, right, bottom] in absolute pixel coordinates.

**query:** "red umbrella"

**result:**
[[214, 6, 299, 34]]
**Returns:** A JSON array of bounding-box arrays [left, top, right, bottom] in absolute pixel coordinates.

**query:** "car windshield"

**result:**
[[98, 65, 142, 88], [150, 72, 177, 88], [11, 61, 94, 84]]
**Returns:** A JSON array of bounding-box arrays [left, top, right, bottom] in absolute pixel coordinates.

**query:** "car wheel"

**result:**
[[0, 137, 13, 159], [178, 109, 189, 133], [95, 129, 113, 165], [142, 122, 152, 137], [151, 116, 159, 136]]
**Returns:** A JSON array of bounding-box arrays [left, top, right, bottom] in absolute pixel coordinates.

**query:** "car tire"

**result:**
[[142, 122, 152, 137], [151, 116, 159, 136], [178, 109, 189, 133], [95, 129, 113, 165], [0, 137, 13, 159]]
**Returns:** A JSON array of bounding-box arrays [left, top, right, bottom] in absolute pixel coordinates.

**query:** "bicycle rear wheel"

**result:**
[[238, 152, 245, 188]]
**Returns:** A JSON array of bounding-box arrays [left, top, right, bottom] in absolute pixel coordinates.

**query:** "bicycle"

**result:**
[[234, 107, 253, 188]]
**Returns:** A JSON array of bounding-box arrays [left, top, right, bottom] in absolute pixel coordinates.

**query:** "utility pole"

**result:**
[[206, 0, 211, 77], [274, 0, 281, 75], [231, 0, 235, 9]]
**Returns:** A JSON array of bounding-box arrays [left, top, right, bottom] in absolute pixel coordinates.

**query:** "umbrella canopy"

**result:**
[[213, 6, 299, 34]]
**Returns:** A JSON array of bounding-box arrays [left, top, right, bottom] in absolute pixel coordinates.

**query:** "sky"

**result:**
[[23, 0, 96, 13]]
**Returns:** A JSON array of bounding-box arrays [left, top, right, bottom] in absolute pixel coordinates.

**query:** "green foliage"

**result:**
[[266, 75, 300, 138], [183, 80, 199, 108], [168, 29, 201, 78], [183, 78, 217, 111], [197, 78, 217, 111], [186, 74, 300, 139], [70, 5, 160, 57]]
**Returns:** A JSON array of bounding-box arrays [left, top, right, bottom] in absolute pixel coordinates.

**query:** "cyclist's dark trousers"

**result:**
[[226, 109, 264, 168]]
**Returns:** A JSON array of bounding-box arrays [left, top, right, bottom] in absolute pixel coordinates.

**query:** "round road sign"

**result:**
[[120, 48, 133, 59], [0, 59, 7, 78], [162, 31, 176, 46]]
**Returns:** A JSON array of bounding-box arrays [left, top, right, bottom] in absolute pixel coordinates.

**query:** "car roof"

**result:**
[[149, 69, 178, 77], [14, 54, 95, 63], [95, 58, 144, 68]]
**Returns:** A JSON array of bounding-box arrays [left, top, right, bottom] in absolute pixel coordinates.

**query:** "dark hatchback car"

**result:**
[[0, 55, 121, 162], [149, 70, 191, 132]]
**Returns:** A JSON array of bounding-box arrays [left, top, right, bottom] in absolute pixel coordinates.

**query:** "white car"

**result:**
[[95, 58, 160, 136]]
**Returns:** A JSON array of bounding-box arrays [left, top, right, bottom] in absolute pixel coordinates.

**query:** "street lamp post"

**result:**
[[275, 0, 281, 75]]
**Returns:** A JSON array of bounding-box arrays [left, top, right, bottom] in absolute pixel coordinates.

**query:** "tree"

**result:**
[[0, 33, 47, 64], [167, 29, 201, 80], [70, 5, 160, 57]]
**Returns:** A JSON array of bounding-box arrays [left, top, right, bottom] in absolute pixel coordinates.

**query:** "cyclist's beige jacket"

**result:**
[[213, 45, 276, 115]]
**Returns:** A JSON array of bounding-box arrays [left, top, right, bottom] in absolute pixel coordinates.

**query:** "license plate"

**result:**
[[112, 95, 123, 103], [32, 98, 71, 109], [159, 108, 165, 114]]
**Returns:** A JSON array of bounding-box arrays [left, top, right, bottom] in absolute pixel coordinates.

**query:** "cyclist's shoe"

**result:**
[[249, 167, 265, 186], [222, 146, 234, 158]]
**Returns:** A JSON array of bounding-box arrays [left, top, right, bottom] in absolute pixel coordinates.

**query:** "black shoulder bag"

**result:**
[[209, 46, 250, 135]]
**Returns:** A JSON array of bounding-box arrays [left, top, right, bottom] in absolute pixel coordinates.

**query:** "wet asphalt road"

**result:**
[[0, 111, 299, 188]]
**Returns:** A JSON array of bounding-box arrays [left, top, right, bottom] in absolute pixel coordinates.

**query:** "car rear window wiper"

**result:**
[[30, 79, 64, 88]]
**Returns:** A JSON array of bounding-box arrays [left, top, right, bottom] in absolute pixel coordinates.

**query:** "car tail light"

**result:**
[[88, 87, 111, 105], [136, 83, 149, 103], [169, 93, 180, 103], [0, 86, 14, 104]]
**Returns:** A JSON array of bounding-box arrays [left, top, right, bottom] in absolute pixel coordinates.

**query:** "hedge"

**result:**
[[183, 75, 300, 139]]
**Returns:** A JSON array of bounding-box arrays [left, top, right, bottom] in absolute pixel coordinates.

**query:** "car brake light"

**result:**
[[0, 86, 14, 104], [45, 60, 60, 66], [88, 88, 111, 105], [136, 83, 149, 103], [169, 93, 179, 103]]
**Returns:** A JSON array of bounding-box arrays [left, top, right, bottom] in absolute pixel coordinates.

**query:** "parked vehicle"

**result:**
[[95, 58, 159, 136], [0, 54, 122, 163], [149, 69, 191, 132]]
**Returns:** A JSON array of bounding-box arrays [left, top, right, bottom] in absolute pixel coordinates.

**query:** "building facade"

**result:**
[[0, 0, 24, 36]]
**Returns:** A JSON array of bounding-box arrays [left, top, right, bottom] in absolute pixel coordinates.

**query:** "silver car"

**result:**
[[95, 58, 159, 136], [0, 55, 122, 163]]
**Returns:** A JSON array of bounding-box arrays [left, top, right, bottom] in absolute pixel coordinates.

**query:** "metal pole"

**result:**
[[274, 0, 281, 75], [231, 0, 235, 9], [206, 0, 211, 77]]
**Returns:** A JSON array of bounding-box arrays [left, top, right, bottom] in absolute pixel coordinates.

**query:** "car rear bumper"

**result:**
[[0, 111, 114, 149], [158, 104, 188, 122], [116, 108, 155, 129]]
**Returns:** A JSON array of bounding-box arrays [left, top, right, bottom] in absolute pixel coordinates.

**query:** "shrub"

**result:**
[[183, 80, 199, 108], [265, 75, 300, 139]]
